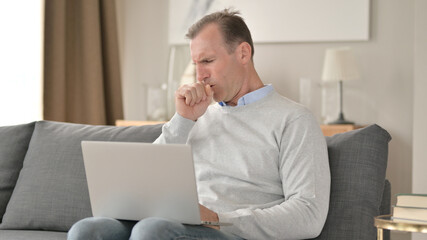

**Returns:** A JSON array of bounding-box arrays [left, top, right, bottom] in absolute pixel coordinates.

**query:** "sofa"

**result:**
[[0, 121, 391, 240]]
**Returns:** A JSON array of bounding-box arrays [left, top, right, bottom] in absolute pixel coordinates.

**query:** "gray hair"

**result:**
[[186, 9, 254, 59]]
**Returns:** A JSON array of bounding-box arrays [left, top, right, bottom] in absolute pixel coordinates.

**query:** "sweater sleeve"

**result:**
[[153, 113, 196, 144], [217, 112, 331, 240]]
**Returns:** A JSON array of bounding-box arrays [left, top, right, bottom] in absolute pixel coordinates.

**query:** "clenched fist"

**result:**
[[175, 82, 213, 121]]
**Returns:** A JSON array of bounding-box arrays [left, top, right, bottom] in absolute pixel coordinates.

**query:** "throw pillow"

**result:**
[[312, 124, 391, 240], [0, 121, 163, 231], [0, 122, 35, 222]]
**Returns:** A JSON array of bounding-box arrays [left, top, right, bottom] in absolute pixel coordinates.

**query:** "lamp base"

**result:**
[[328, 113, 354, 125]]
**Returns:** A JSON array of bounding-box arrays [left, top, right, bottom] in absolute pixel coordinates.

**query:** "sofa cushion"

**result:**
[[312, 124, 391, 240], [0, 121, 162, 232], [0, 122, 35, 222], [0, 230, 67, 240]]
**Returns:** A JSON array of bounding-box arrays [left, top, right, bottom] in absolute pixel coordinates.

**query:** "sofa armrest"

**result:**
[[379, 179, 391, 240], [380, 179, 391, 216]]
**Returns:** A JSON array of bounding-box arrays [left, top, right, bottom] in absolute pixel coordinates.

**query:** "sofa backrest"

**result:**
[[0, 121, 163, 232], [311, 124, 391, 240], [0, 122, 36, 222]]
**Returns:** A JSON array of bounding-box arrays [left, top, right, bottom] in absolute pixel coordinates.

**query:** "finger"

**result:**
[[184, 90, 190, 105], [187, 89, 196, 106], [190, 87, 199, 106], [188, 83, 205, 106], [205, 84, 213, 98], [195, 83, 207, 103], [182, 87, 193, 105], [175, 87, 185, 99], [176, 85, 190, 99], [178, 83, 206, 106]]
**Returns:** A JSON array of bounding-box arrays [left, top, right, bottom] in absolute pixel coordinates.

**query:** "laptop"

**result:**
[[81, 141, 230, 226]]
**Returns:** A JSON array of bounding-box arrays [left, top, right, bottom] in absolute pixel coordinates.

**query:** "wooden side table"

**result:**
[[320, 124, 363, 136], [374, 215, 427, 240]]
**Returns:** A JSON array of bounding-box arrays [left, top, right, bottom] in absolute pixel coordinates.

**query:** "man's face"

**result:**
[[190, 24, 243, 104]]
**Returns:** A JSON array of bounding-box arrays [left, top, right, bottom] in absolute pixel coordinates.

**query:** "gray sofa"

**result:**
[[0, 121, 391, 240]]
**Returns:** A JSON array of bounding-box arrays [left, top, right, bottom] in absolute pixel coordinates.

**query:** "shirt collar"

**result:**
[[218, 84, 273, 107]]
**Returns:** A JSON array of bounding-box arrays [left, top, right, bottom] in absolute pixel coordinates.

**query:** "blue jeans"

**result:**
[[67, 217, 244, 240]]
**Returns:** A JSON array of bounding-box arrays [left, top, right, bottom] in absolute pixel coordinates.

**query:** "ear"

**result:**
[[237, 42, 252, 64]]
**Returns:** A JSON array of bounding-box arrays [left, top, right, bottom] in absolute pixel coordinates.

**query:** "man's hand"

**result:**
[[199, 204, 220, 230], [175, 83, 213, 121]]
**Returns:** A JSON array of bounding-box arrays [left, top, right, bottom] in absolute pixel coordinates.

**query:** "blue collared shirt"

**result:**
[[218, 84, 274, 107]]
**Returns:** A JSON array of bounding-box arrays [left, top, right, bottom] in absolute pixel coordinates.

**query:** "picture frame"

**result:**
[[169, 0, 370, 45]]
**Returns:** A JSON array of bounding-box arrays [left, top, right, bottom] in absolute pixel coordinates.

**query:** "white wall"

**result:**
[[412, 0, 427, 240], [413, 0, 427, 197], [116, 1, 420, 239], [116, 0, 169, 121]]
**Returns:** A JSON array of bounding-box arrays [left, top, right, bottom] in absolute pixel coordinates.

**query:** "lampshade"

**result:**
[[322, 47, 359, 82]]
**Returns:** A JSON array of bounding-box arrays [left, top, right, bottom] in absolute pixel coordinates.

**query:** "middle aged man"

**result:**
[[68, 9, 330, 240]]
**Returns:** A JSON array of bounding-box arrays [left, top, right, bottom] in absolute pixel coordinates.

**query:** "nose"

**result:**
[[196, 65, 209, 83]]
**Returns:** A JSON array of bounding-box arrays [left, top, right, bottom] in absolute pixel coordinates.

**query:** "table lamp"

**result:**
[[322, 47, 359, 124]]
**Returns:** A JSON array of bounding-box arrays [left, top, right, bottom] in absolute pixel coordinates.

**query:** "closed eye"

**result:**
[[201, 59, 214, 64]]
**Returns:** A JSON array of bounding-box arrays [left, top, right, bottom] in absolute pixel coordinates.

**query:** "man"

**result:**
[[68, 9, 330, 240]]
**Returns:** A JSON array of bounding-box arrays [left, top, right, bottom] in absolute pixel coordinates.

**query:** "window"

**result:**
[[0, 0, 43, 126]]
